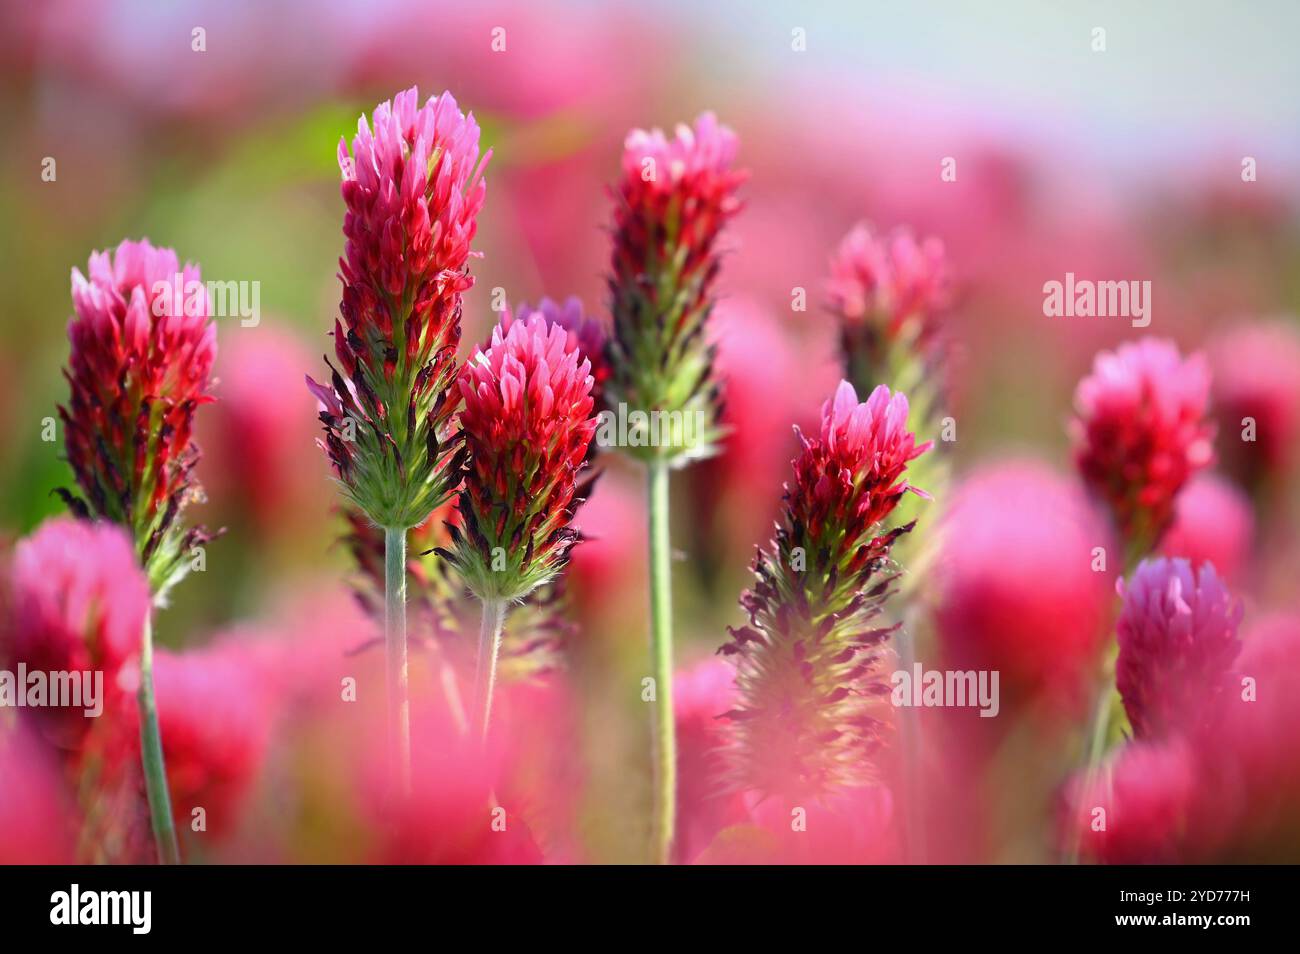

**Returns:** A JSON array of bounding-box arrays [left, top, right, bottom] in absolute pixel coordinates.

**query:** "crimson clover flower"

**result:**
[[719, 381, 931, 801], [440, 311, 598, 603], [605, 113, 745, 463], [1071, 338, 1214, 560], [57, 239, 218, 600], [826, 222, 951, 401], [307, 87, 489, 530], [1116, 557, 1243, 740]]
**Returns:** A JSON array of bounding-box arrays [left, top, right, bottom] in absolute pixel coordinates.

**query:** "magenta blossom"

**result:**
[[1116, 557, 1243, 740], [59, 238, 218, 598], [1071, 338, 1214, 558], [2, 517, 151, 751], [606, 112, 745, 463], [720, 381, 930, 800], [442, 312, 597, 602], [308, 87, 489, 529]]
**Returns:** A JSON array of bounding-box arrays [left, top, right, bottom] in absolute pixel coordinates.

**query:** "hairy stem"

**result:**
[[647, 459, 676, 865], [473, 598, 506, 741], [138, 615, 180, 865], [384, 526, 411, 797]]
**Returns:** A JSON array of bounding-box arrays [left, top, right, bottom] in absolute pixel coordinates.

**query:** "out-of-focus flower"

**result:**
[[934, 460, 1115, 705], [1209, 320, 1300, 488], [1116, 557, 1242, 741], [58, 238, 218, 600], [1066, 738, 1196, 864], [690, 300, 829, 574], [1071, 338, 1214, 559], [1, 517, 150, 751], [719, 381, 930, 801], [0, 727, 77, 864], [826, 223, 951, 395], [360, 705, 543, 864], [201, 326, 329, 538], [442, 313, 597, 603], [307, 87, 488, 530], [1159, 472, 1254, 583], [606, 113, 745, 463], [673, 657, 746, 864], [147, 642, 276, 840], [1191, 613, 1300, 859]]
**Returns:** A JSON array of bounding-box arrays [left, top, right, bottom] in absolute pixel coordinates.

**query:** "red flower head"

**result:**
[[58, 238, 218, 599], [521, 297, 609, 414], [1065, 738, 1197, 864], [934, 459, 1115, 705], [147, 642, 275, 840], [606, 113, 745, 463], [442, 312, 598, 602], [1071, 338, 1214, 560], [2, 517, 150, 751], [308, 87, 490, 529], [719, 381, 930, 801], [1116, 557, 1242, 741], [826, 223, 950, 394], [1158, 472, 1254, 584]]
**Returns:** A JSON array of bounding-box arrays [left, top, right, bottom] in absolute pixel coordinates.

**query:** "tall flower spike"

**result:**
[[1071, 338, 1214, 561], [58, 238, 218, 601], [307, 87, 490, 528], [444, 311, 597, 742], [826, 222, 951, 405], [606, 112, 745, 463], [1116, 557, 1243, 741], [444, 312, 598, 603], [719, 381, 932, 801]]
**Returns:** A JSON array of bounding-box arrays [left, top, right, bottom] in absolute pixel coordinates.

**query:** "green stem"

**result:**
[[138, 615, 180, 865], [473, 598, 506, 740], [384, 526, 411, 797], [647, 459, 676, 865], [1067, 660, 1117, 864]]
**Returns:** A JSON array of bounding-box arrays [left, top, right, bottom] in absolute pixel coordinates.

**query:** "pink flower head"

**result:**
[[607, 113, 746, 463], [310, 87, 489, 529], [720, 381, 931, 800], [827, 222, 950, 345], [360, 705, 542, 864], [148, 642, 275, 840], [1071, 338, 1214, 557], [2, 517, 149, 750], [1159, 472, 1254, 583], [1065, 739, 1196, 864], [1209, 320, 1300, 486], [792, 381, 932, 550], [511, 297, 609, 413], [59, 238, 218, 597], [1116, 557, 1243, 741], [443, 313, 597, 601], [934, 460, 1115, 704]]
